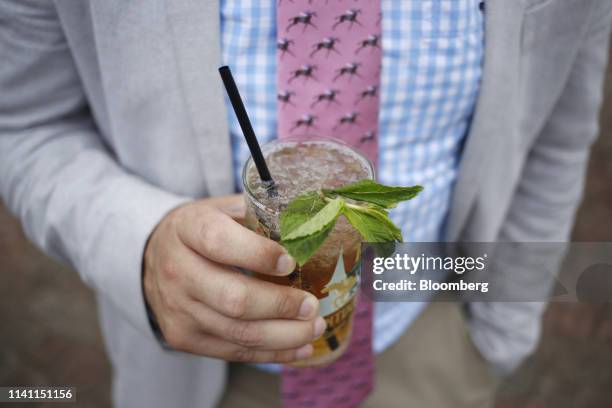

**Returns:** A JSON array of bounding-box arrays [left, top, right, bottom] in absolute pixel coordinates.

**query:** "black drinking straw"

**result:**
[[219, 66, 278, 197]]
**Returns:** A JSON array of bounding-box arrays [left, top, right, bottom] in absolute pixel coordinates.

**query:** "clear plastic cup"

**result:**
[[242, 136, 374, 366]]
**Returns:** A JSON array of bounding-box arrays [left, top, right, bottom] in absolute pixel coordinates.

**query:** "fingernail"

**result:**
[[296, 344, 313, 360], [299, 296, 318, 319], [276, 253, 296, 275], [313, 317, 326, 338]]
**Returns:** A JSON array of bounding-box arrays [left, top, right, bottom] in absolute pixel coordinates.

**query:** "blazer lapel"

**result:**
[[164, 0, 234, 196], [445, 0, 527, 241]]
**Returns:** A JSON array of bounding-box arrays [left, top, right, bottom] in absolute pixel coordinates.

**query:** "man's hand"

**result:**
[[143, 195, 325, 363]]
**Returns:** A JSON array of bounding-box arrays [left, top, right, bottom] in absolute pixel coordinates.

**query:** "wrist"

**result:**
[[141, 251, 170, 348], [141, 211, 169, 348]]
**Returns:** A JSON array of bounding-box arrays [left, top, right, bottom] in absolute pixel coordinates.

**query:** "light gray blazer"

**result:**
[[1, 0, 611, 407]]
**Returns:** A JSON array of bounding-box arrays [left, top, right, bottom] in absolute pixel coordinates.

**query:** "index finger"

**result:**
[[203, 194, 246, 223], [178, 205, 296, 276], [180, 247, 319, 321]]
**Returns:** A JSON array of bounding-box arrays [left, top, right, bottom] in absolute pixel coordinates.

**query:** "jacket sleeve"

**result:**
[[0, 1, 189, 337], [467, 0, 612, 375]]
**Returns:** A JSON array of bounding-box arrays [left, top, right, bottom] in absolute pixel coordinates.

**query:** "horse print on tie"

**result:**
[[277, 0, 381, 407]]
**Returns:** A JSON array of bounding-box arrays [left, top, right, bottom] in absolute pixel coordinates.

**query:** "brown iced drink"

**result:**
[[242, 137, 373, 366]]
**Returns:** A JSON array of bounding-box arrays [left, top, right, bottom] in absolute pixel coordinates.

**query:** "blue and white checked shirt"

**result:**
[[221, 0, 484, 355]]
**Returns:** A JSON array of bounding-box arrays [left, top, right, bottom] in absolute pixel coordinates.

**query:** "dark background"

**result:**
[[1, 46, 612, 408]]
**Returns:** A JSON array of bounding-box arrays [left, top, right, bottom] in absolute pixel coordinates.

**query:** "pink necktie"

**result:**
[[277, 2, 381, 407]]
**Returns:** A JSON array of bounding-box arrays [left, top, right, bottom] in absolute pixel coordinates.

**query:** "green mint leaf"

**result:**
[[342, 205, 403, 243], [325, 179, 423, 208], [279, 180, 421, 265], [280, 198, 344, 265], [281, 222, 336, 266], [283, 198, 344, 241], [280, 192, 326, 238]]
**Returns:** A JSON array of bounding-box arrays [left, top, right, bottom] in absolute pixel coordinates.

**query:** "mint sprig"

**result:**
[[343, 205, 402, 242], [324, 179, 423, 208], [279, 180, 423, 265]]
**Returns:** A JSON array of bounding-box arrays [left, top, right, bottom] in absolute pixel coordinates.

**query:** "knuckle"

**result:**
[[161, 293, 181, 313], [160, 259, 180, 282], [232, 347, 256, 363], [167, 203, 192, 233], [167, 206, 184, 229], [220, 279, 249, 318], [198, 216, 226, 255], [228, 322, 263, 348], [164, 325, 188, 350]]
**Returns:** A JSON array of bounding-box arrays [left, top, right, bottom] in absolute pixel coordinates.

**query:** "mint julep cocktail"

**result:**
[[243, 137, 372, 366]]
